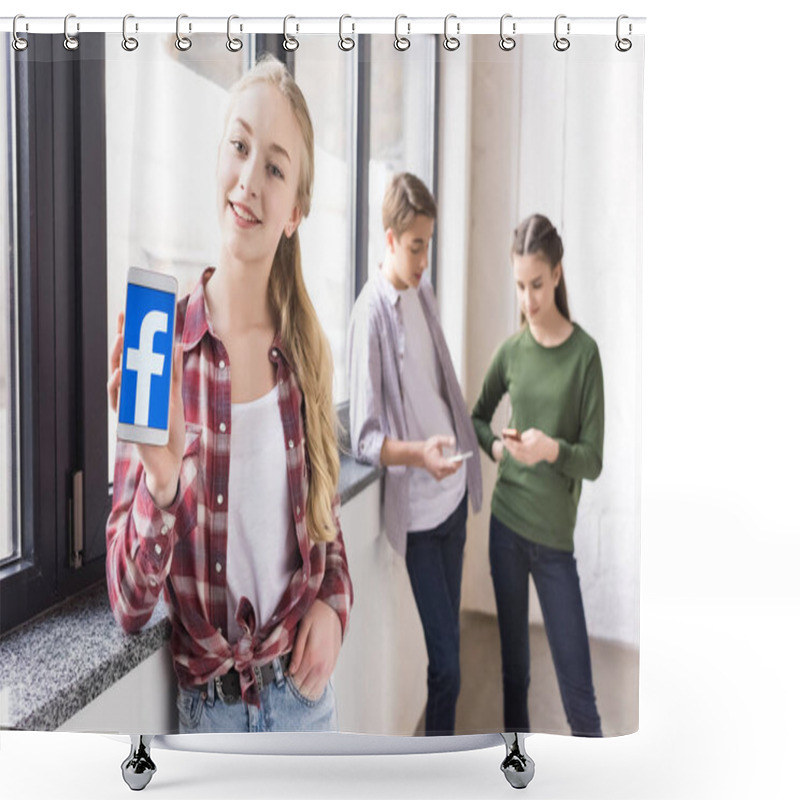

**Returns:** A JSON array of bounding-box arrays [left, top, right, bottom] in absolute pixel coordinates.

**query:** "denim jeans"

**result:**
[[405, 492, 468, 735], [176, 655, 337, 733], [489, 514, 602, 737]]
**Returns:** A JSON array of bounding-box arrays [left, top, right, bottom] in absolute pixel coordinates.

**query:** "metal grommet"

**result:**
[[63, 13, 79, 51], [283, 15, 299, 51], [175, 14, 192, 51], [443, 14, 460, 51], [499, 13, 516, 51], [615, 14, 632, 52], [226, 15, 243, 52], [12, 15, 29, 51], [394, 14, 410, 51], [121, 14, 139, 51], [338, 14, 355, 51], [553, 14, 570, 52]]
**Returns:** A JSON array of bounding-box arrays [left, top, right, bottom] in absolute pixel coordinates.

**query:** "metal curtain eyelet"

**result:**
[[338, 14, 355, 51], [394, 14, 410, 51], [443, 14, 460, 51], [63, 13, 79, 51], [12, 15, 29, 51], [283, 15, 299, 51], [122, 14, 139, 51], [499, 14, 516, 51], [553, 14, 570, 52], [615, 15, 632, 52], [175, 14, 192, 51], [227, 15, 243, 52]]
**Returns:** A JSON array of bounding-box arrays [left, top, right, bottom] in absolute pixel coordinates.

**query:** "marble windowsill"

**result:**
[[0, 454, 381, 731]]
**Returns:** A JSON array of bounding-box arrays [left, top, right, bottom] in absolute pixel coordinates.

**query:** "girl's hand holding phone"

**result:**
[[503, 427, 559, 467], [108, 311, 187, 507]]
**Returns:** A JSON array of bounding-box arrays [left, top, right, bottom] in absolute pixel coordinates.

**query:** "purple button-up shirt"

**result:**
[[347, 268, 482, 556]]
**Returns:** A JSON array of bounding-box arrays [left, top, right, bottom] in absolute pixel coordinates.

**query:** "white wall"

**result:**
[[60, 479, 427, 736], [457, 36, 641, 647]]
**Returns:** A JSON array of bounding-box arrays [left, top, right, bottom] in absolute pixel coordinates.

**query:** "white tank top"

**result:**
[[225, 386, 300, 643]]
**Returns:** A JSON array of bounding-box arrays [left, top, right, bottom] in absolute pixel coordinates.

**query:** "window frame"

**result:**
[[0, 35, 107, 635]]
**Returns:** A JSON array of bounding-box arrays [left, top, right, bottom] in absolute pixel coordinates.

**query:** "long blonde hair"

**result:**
[[226, 56, 339, 544]]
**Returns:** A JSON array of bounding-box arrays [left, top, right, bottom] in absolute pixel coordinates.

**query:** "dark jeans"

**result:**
[[405, 492, 468, 736], [489, 514, 602, 737]]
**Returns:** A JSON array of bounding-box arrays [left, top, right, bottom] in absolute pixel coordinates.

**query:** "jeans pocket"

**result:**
[[286, 675, 326, 708], [176, 686, 205, 730]]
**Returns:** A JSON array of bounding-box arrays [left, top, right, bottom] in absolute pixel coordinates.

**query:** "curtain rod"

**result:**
[[1, 16, 646, 36]]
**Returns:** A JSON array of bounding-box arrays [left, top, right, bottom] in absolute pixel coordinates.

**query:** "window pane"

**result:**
[[1, 37, 18, 565], [105, 35, 251, 483], [293, 40, 355, 405], [368, 35, 436, 282]]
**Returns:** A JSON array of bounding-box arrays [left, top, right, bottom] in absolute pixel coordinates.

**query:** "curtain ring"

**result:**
[[338, 14, 355, 51], [12, 15, 29, 52], [394, 15, 410, 51], [499, 14, 516, 51], [283, 15, 299, 51], [226, 15, 243, 52], [122, 14, 139, 52], [443, 14, 460, 51], [175, 14, 192, 51], [63, 13, 79, 51], [615, 15, 632, 52], [553, 14, 570, 52]]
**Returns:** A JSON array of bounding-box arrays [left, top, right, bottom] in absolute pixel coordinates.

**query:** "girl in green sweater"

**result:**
[[472, 214, 603, 736]]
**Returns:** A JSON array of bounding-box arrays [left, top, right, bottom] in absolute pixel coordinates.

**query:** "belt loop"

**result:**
[[272, 656, 286, 687]]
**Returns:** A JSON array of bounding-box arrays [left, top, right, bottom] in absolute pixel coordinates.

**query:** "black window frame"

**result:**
[[0, 34, 107, 636]]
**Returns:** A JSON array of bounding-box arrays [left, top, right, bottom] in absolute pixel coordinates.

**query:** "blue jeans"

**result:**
[[405, 492, 468, 735], [176, 655, 337, 733], [489, 514, 602, 737]]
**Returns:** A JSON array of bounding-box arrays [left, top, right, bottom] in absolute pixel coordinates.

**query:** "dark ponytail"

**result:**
[[511, 214, 570, 322]]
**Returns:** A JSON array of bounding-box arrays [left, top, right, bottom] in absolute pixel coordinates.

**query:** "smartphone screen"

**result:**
[[117, 268, 178, 446]]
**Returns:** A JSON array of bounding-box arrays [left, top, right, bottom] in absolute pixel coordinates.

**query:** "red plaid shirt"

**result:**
[[106, 268, 353, 706]]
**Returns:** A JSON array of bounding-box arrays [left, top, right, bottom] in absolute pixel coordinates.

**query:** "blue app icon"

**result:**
[[119, 284, 175, 430]]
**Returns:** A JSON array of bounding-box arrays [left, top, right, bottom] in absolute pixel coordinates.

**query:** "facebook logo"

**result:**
[[119, 284, 176, 430]]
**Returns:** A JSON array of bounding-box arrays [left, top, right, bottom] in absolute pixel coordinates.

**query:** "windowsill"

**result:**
[[0, 453, 382, 731]]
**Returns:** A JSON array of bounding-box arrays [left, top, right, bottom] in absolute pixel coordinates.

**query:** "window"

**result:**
[[294, 39, 356, 404], [1, 37, 19, 568], [367, 35, 437, 284]]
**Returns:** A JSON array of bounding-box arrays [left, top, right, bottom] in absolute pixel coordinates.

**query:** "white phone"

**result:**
[[448, 451, 473, 463], [116, 267, 178, 446]]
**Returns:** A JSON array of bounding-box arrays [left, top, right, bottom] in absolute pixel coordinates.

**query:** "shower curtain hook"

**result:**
[[122, 14, 139, 52], [175, 14, 192, 51], [443, 14, 460, 51], [338, 15, 355, 51], [394, 15, 410, 51], [12, 15, 29, 51], [499, 14, 516, 51], [226, 15, 243, 52], [553, 14, 570, 52], [615, 15, 632, 52], [63, 13, 79, 51], [283, 16, 299, 51]]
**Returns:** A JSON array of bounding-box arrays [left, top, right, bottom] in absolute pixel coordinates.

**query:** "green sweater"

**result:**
[[472, 323, 604, 552]]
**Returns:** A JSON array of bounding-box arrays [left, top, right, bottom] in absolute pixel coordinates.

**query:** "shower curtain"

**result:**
[[0, 20, 643, 739]]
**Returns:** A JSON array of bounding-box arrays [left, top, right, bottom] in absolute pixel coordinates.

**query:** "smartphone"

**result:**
[[448, 451, 473, 463], [502, 428, 521, 442], [117, 267, 178, 446]]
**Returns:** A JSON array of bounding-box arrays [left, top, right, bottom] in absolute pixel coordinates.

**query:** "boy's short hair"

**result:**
[[382, 172, 437, 236]]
